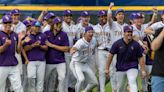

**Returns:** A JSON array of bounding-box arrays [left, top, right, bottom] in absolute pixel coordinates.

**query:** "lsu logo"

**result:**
[[131, 46, 134, 50], [58, 37, 61, 40], [38, 36, 41, 40], [14, 36, 17, 41]]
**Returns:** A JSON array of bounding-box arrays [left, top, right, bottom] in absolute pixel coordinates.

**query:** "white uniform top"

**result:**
[[72, 37, 97, 63], [150, 21, 164, 31], [94, 23, 112, 50], [42, 24, 51, 33], [13, 21, 26, 34], [62, 21, 77, 47], [0, 24, 3, 31], [132, 24, 149, 40], [110, 21, 128, 44], [76, 22, 93, 39]]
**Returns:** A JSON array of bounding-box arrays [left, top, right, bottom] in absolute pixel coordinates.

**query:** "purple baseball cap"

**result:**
[[85, 26, 93, 33], [44, 12, 55, 20], [31, 20, 42, 27], [10, 9, 20, 15], [63, 10, 72, 16], [53, 17, 62, 24], [23, 20, 31, 27], [124, 25, 133, 32], [98, 10, 107, 16], [133, 13, 143, 19], [115, 8, 125, 15], [130, 13, 136, 20], [81, 11, 89, 17], [2, 15, 12, 23]]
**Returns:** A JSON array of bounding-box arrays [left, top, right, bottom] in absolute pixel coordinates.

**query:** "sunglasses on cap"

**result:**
[[64, 14, 72, 17], [3, 22, 12, 24]]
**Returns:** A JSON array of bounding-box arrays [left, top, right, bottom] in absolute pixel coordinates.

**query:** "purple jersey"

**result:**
[[44, 30, 69, 64], [0, 31, 18, 66], [110, 38, 143, 71], [24, 32, 47, 61]]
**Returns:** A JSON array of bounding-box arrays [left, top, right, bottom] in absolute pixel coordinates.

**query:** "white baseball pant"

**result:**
[[109, 55, 117, 92], [22, 64, 28, 92], [45, 63, 66, 92], [27, 61, 46, 92], [0, 66, 23, 92], [65, 53, 76, 90], [70, 61, 98, 92], [97, 49, 109, 92], [116, 69, 138, 92]]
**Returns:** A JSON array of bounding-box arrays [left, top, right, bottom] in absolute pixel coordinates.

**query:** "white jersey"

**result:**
[[150, 21, 164, 31], [110, 21, 128, 44], [62, 21, 77, 47], [13, 21, 26, 34], [42, 24, 51, 33], [76, 22, 93, 39], [132, 24, 149, 40], [94, 23, 112, 50], [72, 37, 96, 63]]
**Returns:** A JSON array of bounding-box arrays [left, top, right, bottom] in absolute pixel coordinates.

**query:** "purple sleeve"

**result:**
[[61, 33, 69, 46], [110, 42, 118, 55], [40, 34, 47, 45], [23, 36, 32, 47]]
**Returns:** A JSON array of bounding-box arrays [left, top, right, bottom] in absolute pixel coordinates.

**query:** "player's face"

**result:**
[[63, 15, 72, 23], [48, 17, 55, 25], [12, 14, 20, 24], [34, 26, 40, 33], [134, 18, 143, 26], [82, 16, 90, 25], [53, 22, 62, 32], [116, 12, 124, 23], [85, 30, 94, 42], [98, 15, 107, 25], [3, 22, 12, 32], [124, 31, 133, 41]]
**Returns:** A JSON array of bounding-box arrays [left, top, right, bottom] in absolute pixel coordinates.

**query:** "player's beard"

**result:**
[[127, 34, 133, 42]]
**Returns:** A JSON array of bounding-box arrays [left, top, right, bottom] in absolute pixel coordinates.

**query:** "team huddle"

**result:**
[[0, 2, 163, 92]]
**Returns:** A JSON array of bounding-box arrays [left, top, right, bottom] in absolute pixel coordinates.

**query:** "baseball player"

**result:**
[[23, 20, 47, 92], [0, 15, 23, 92], [107, 3, 128, 92], [93, 10, 112, 92], [20, 19, 32, 92], [75, 11, 97, 89], [132, 12, 156, 92], [76, 11, 93, 39], [44, 17, 69, 92], [41, 12, 56, 33], [70, 26, 98, 92], [106, 25, 146, 92], [62, 9, 77, 91], [10, 9, 26, 79]]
